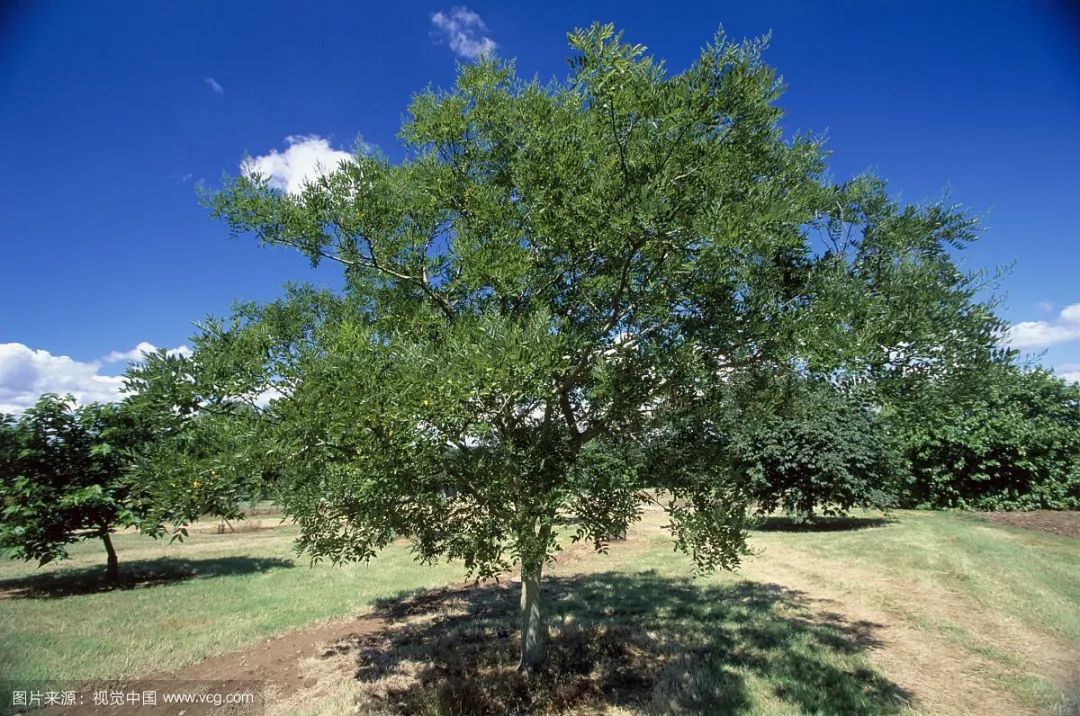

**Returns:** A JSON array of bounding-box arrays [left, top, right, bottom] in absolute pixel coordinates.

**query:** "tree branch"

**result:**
[[268, 232, 456, 322]]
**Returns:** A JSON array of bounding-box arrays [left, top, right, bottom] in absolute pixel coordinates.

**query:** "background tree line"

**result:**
[[3, 357, 1077, 584]]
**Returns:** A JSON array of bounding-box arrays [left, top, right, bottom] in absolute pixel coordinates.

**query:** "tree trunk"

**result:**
[[101, 531, 119, 584], [518, 560, 545, 672]]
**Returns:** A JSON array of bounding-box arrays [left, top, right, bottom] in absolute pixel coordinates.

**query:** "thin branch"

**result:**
[[271, 232, 457, 322]]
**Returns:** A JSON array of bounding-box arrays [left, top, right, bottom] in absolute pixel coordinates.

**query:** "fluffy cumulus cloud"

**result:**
[[241, 135, 353, 195], [0, 342, 190, 415], [1006, 303, 1080, 349], [431, 6, 496, 59]]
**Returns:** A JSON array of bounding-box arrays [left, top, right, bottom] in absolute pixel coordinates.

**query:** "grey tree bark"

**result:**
[[518, 561, 545, 671], [517, 519, 553, 671]]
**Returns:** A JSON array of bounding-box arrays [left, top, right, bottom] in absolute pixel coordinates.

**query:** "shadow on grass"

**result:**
[[330, 571, 911, 715], [0, 556, 294, 599], [751, 515, 896, 532]]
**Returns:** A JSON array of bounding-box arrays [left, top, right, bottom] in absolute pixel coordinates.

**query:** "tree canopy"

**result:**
[[0, 394, 151, 582], [128, 24, 1002, 669], [702, 375, 904, 522]]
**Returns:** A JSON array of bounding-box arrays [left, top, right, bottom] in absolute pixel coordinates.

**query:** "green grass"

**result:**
[[760, 510, 1080, 642], [734, 511, 1080, 714], [0, 523, 462, 684], [0, 510, 1077, 715]]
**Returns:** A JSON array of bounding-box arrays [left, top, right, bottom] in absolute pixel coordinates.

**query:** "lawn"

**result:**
[[0, 509, 1076, 715], [0, 521, 463, 686]]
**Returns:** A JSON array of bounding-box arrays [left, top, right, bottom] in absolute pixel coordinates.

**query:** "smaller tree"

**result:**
[[122, 349, 277, 539], [0, 394, 150, 582], [727, 381, 903, 521], [648, 376, 902, 522]]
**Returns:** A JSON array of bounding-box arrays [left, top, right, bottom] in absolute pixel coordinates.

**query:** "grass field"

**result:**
[[0, 509, 1077, 715]]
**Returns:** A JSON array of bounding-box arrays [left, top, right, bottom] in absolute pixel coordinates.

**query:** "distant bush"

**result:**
[[727, 383, 903, 521], [896, 368, 1080, 511], [648, 378, 902, 522]]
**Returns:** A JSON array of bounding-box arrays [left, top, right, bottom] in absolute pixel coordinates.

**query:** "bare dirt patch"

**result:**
[[149, 611, 388, 701], [979, 510, 1080, 540]]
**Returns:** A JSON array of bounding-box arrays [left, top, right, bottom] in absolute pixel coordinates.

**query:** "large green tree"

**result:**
[[0, 395, 151, 582], [130, 25, 1001, 669]]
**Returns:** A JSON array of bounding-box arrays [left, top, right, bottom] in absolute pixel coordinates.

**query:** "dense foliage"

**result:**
[[0, 394, 151, 581], [646, 376, 902, 522], [124, 349, 272, 540], [129, 24, 1001, 669], [729, 381, 903, 520], [895, 366, 1080, 510]]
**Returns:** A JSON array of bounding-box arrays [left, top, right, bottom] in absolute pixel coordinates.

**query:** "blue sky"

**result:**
[[1, 0, 1078, 412]]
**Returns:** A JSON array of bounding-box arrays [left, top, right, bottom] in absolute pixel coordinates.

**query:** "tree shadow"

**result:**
[[327, 571, 912, 715], [751, 515, 896, 532], [0, 556, 294, 599]]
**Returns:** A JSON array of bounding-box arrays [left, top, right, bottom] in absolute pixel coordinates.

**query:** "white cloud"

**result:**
[[204, 77, 225, 96], [241, 135, 352, 195], [1056, 363, 1080, 384], [1006, 303, 1080, 349], [0, 344, 125, 415], [253, 386, 285, 409], [1035, 301, 1054, 313], [1061, 304, 1080, 323], [0, 342, 191, 415], [103, 342, 191, 363], [431, 6, 496, 59]]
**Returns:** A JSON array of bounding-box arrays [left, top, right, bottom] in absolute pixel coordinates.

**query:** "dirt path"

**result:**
[[30, 611, 392, 715], [978, 510, 1080, 540], [151, 611, 387, 698]]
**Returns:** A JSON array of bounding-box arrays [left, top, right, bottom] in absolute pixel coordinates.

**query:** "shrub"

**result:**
[[728, 384, 902, 520], [897, 368, 1080, 510]]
